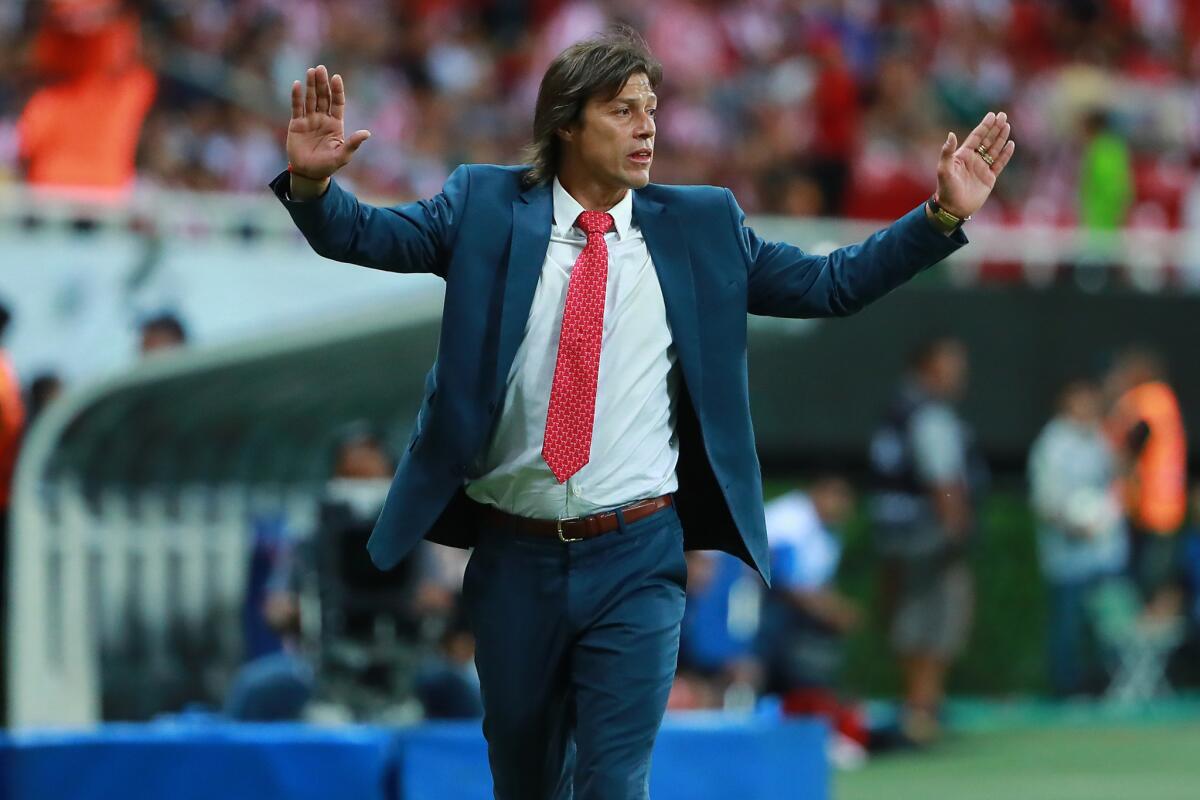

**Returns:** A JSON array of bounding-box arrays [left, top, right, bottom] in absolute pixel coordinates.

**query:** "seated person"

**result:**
[[758, 477, 867, 758], [673, 549, 762, 711], [228, 424, 469, 721]]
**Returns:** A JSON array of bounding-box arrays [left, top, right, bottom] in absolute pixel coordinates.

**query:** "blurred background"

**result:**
[[1, 0, 1199, 798]]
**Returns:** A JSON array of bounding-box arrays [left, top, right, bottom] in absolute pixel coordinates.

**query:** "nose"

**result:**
[[635, 111, 654, 141]]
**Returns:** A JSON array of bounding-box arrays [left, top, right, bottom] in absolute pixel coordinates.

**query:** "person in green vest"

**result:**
[[1080, 108, 1133, 231]]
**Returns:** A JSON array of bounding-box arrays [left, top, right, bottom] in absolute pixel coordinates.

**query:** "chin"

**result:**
[[626, 169, 652, 188]]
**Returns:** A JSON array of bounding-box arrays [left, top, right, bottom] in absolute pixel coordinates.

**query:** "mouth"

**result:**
[[628, 148, 653, 165]]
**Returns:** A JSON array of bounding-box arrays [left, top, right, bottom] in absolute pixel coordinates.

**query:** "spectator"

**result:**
[[139, 311, 188, 356], [759, 476, 860, 695], [225, 427, 398, 721], [1104, 347, 1187, 618], [1078, 109, 1133, 232], [1028, 379, 1128, 697], [17, 0, 156, 195], [226, 424, 477, 722], [0, 301, 25, 723], [24, 372, 63, 430], [868, 336, 982, 745], [1168, 484, 1200, 688], [0, 306, 25, 506], [757, 476, 868, 766], [412, 602, 483, 720], [807, 32, 860, 217], [674, 550, 762, 711]]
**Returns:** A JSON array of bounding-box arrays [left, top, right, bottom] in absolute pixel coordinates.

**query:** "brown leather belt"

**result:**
[[482, 494, 673, 543]]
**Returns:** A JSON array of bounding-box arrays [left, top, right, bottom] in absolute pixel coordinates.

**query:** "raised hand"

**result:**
[[286, 65, 371, 190], [935, 111, 1015, 219]]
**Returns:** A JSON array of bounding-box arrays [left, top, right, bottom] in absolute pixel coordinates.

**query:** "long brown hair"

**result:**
[[521, 26, 663, 187]]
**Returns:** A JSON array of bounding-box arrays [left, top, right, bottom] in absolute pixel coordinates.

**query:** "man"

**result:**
[[1105, 347, 1187, 616], [272, 28, 1013, 800], [1028, 380, 1127, 697], [758, 477, 868, 765], [760, 477, 860, 699], [229, 427, 465, 721], [138, 311, 188, 355], [868, 337, 982, 744]]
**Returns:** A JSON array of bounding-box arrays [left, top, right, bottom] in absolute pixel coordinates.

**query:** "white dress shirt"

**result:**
[[465, 178, 680, 519]]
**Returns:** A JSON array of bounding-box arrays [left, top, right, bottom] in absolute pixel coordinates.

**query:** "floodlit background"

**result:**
[[1, 1, 1198, 799]]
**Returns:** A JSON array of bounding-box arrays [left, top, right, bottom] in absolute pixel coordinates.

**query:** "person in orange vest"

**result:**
[[0, 301, 27, 722], [16, 0, 156, 195], [1105, 347, 1188, 616]]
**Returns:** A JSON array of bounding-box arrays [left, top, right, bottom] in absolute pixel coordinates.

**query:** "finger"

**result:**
[[315, 64, 331, 114], [331, 73, 346, 121], [940, 131, 957, 165], [992, 139, 1016, 174], [341, 130, 371, 163], [290, 80, 303, 120], [989, 120, 1012, 157], [961, 111, 996, 153], [980, 111, 1008, 152], [305, 67, 317, 116]]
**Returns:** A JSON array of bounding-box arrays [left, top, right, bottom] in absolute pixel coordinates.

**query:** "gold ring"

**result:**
[[976, 145, 995, 166]]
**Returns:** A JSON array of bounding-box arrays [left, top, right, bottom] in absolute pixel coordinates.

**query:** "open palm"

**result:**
[[287, 65, 371, 181], [936, 111, 1015, 219]]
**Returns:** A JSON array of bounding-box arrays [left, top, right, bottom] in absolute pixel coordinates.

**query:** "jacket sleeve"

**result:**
[[268, 164, 471, 278], [727, 189, 967, 318]]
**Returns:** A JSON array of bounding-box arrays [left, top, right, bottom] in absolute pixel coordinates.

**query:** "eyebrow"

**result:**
[[613, 95, 658, 106]]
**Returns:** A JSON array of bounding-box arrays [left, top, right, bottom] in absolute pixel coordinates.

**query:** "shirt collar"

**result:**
[[552, 177, 634, 241]]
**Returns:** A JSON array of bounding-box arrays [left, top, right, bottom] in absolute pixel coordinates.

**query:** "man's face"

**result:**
[[1063, 386, 1102, 425], [929, 344, 968, 401], [811, 479, 854, 529], [335, 441, 393, 479], [140, 326, 183, 355], [561, 72, 656, 190]]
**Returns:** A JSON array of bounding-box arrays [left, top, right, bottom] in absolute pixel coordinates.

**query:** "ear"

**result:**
[[557, 126, 575, 142]]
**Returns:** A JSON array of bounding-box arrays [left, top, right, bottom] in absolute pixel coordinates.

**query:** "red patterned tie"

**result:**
[[542, 210, 615, 483]]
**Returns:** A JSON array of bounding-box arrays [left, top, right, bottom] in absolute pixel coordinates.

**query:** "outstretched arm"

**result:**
[[270, 65, 468, 277], [739, 112, 1015, 318]]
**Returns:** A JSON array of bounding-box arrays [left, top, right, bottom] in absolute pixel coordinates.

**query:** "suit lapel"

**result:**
[[495, 181, 553, 397], [634, 191, 703, 408]]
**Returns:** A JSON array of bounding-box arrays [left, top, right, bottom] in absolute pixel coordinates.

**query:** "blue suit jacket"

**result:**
[[270, 165, 966, 584]]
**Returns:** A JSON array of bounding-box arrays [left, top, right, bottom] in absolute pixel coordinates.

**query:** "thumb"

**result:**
[[341, 129, 371, 161], [941, 131, 957, 160]]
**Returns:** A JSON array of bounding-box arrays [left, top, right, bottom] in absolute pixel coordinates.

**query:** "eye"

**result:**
[[615, 107, 631, 117], [647, 108, 657, 118]]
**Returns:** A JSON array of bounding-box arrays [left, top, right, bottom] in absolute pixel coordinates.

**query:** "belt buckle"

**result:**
[[556, 516, 583, 543]]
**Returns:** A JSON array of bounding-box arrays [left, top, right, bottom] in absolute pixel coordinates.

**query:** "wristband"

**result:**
[[927, 196, 970, 232]]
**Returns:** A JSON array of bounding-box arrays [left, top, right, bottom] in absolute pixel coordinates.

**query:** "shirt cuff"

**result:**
[[267, 169, 340, 232]]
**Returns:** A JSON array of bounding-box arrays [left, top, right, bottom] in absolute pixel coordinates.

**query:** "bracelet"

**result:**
[[287, 163, 326, 182]]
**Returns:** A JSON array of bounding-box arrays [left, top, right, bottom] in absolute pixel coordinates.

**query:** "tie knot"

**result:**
[[576, 210, 615, 237]]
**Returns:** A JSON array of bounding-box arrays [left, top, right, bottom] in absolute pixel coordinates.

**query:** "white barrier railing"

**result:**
[[4, 297, 441, 729], [8, 479, 263, 727], [3, 183, 1199, 288]]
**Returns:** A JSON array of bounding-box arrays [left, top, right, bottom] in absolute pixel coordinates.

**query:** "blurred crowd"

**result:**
[[2, 0, 1200, 226]]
